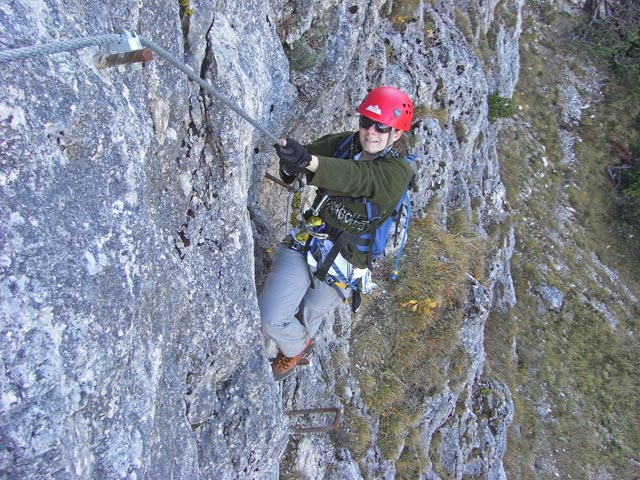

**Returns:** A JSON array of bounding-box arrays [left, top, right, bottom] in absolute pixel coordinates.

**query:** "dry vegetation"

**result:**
[[340, 214, 488, 471]]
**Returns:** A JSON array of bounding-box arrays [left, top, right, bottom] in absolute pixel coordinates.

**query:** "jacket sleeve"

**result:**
[[310, 154, 413, 205], [305, 132, 352, 158], [303, 132, 353, 183]]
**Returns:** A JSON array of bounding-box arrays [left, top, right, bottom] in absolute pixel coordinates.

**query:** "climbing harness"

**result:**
[[0, 28, 284, 147]]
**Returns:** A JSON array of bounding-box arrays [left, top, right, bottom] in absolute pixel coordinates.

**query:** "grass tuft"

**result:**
[[351, 215, 488, 462]]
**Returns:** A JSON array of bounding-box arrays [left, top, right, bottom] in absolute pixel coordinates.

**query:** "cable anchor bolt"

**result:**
[[94, 28, 152, 71]]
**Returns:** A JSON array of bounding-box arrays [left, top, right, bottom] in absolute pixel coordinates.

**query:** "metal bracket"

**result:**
[[287, 407, 342, 434], [94, 28, 152, 71], [264, 172, 305, 193]]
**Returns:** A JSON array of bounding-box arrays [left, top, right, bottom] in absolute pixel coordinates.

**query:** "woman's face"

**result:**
[[358, 117, 403, 155]]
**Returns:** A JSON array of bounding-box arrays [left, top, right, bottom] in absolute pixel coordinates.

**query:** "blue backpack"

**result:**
[[365, 180, 413, 280], [315, 133, 415, 282]]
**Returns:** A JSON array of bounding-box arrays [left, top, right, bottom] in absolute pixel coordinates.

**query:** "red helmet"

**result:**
[[357, 86, 414, 132]]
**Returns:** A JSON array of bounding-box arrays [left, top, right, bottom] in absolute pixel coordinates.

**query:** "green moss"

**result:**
[[285, 26, 328, 71], [396, 429, 427, 478], [414, 104, 447, 127], [178, 0, 194, 15], [388, 0, 421, 33], [332, 406, 372, 461]]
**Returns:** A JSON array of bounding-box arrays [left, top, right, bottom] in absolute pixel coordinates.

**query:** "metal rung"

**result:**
[[287, 407, 342, 434], [264, 172, 304, 193]]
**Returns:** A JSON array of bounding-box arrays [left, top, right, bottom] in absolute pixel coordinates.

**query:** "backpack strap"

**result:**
[[312, 132, 361, 281], [333, 133, 356, 159], [391, 191, 412, 281], [364, 201, 381, 270], [313, 202, 384, 281]]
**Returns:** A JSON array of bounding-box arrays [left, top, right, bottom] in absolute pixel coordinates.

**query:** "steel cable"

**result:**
[[139, 36, 282, 145], [0, 31, 283, 145], [0, 34, 122, 63]]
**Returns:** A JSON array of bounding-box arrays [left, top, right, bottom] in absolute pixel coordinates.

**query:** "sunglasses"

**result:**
[[359, 116, 393, 134]]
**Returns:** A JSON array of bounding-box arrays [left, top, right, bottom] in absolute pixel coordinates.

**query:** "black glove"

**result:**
[[279, 159, 304, 184], [274, 138, 312, 170]]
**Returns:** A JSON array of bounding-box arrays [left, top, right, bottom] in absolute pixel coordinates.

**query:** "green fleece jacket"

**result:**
[[304, 132, 414, 269]]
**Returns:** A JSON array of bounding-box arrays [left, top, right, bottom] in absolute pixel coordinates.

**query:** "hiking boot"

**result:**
[[271, 339, 314, 381]]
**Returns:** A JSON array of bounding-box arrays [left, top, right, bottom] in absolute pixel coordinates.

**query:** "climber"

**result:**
[[259, 86, 415, 381]]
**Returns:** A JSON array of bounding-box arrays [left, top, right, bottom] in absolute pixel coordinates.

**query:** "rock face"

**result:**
[[0, 0, 520, 478]]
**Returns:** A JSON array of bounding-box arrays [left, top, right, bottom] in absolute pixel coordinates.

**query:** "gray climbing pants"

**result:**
[[259, 242, 350, 357]]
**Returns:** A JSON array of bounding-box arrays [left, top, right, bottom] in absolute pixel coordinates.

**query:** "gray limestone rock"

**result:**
[[536, 284, 565, 312]]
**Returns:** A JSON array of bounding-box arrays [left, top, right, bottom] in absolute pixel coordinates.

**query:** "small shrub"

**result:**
[[620, 160, 640, 215], [488, 93, 514, 121], [611, 142, 640, 232], [576, 0, 640, 96]]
